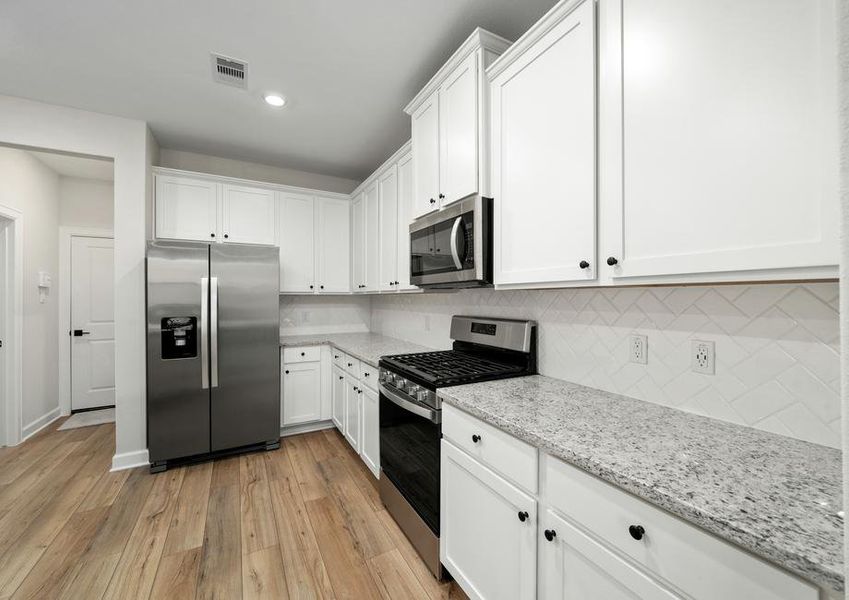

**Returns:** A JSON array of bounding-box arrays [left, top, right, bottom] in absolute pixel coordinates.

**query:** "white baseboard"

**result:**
[[280, 420, 336, 438], [111, 449, 150, 472], [21, 407, 61, 442]]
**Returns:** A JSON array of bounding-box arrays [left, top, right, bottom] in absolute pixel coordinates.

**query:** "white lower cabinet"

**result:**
[[440, 439, 537, 600], [360, 385, 380, 476], [331, 364, 345, 431], [539, 510, 680, 600], [442, 407, 818, 600], [343, 374, 361, 452], [281, 359, 322, 427]]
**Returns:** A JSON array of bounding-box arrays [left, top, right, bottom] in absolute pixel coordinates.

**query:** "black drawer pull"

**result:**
[[629, 525, 645, 541], [517, 511, 529, 522], [544, 529, 557, 542], [471, 434, 481, 443]]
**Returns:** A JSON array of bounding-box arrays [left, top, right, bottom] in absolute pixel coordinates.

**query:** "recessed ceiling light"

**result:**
[[264, 94, 286, 108]]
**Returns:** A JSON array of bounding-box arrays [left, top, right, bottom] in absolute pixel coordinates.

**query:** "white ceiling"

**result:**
[[1, 0, 558, 181], [27, 150, 114, 181]]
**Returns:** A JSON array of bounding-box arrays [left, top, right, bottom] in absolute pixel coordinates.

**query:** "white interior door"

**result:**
[[0, 219, 7, 441], [71, 236, 115, 411]]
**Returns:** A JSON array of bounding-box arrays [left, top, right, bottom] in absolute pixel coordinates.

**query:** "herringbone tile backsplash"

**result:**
[[371, 283, 841, 448]]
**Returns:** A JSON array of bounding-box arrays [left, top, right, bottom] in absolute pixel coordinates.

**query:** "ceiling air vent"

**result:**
[[211, 53, 248, 89]]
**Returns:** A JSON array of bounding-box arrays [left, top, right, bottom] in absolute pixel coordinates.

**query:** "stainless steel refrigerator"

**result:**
[[146, 240, 280, 472]]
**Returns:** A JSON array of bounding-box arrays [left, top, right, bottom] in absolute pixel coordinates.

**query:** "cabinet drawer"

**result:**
[[442, 404, 538, 494], [359, 362, 378, 390], [331, 347, 345, 368], [543, 455, 817, 600], [283, 346, 321, 364]]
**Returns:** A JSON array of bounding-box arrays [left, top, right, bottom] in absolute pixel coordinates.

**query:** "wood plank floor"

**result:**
[[0, 420, 468, 599]]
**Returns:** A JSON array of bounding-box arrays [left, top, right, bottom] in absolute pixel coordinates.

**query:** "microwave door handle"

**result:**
[[449, 216, 463, 269]]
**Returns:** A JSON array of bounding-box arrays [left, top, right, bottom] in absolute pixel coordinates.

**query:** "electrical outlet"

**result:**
[[691, 340, 715, 375], [629, 334, 648, 364]]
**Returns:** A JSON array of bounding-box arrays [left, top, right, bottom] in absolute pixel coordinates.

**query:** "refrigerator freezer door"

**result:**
[[146, 241, 211, 463], [209, 244, 281, 451]]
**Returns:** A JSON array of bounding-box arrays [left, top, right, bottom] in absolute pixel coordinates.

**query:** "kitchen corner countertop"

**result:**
[[438, 375, 844, 593], [279, 332, 434, 367]]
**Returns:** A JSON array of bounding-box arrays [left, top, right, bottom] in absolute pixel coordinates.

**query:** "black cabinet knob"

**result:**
[[338, 375, 343, 380], [394, 281, 399, 285], [472, 434, 481, 443], [628, 525, 645, 541], [544, 529, 557, 542], [439, 193, 445, 199], [579, 260, 590, 269], [347, 363, 353, 367], [353, 385, 358, 391], [210, 233, 216, 238], [358, 389, 362, 395], [309, 285, 314, 289], [517, 511, 529, 522], [224, 234, 229, 239], [300, 352, 305, 356], [334, 355, 339, 359], [429, 198, 436, 204], [607, 256, 619, 266], [284, 370, 289, 374], [364, 373, 370, 377], [320, 285, 324, 289]]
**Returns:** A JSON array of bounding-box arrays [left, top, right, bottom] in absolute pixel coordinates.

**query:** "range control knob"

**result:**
[[417, 389, 433, 405], [408, 384, 420, 396]]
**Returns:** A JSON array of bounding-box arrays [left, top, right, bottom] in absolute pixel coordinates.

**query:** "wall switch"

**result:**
[[691, 340, 715, 375], [629, 334, 648, 364]]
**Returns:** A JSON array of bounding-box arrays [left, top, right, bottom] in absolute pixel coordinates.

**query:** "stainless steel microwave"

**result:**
[[409, 194, 492, 289]]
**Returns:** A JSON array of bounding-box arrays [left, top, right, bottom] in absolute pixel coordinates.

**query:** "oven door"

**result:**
[[410, 194, 490, 287], [379, 383, 441, 534]]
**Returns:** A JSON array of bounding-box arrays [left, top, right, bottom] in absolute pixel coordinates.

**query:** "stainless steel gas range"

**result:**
[[378, 316, 537, 578]]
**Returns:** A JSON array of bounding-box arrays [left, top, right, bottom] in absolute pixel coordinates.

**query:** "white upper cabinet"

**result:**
[[406, 29, 512, 220], [490, 0, 597, 287], [411, 90, 441, 219], [220, 184, 277, 245], [155, 174, 219, 242], [351, 193, 365, 291], [395, 151, 415, 291], [278, 192, 316, 293], [363, 182, 380, 292], [378, 165, 399, 291], [315, 196, 351, 293], [439, 52, 479, 205], [600, 0, 839, 282]]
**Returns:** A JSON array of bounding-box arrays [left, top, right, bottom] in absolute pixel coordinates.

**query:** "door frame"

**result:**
[[0, 204, 23, 447], [58, 227, 114, 416]]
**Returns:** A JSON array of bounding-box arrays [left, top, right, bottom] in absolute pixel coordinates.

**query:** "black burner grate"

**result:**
[[383, 350, 524, 386]]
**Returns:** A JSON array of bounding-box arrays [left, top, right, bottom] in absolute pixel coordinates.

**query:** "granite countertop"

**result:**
[[279, 332, 434, 367], [438, 375, 843, 593]]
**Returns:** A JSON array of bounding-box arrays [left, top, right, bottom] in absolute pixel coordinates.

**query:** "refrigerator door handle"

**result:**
[[200, 277, 209, 390], [210, 276, 219, 388]]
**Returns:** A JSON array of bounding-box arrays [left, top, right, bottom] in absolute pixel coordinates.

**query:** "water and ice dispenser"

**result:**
[[160, 317, 197, 359]]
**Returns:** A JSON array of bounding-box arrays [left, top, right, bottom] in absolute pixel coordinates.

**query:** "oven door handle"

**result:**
[[449, 216, 464, 270], [380, 384, 441, 424]]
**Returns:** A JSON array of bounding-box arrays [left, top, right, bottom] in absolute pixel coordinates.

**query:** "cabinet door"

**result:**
[[411, 89, 441, 218], [220, 184, 276, 245], [362, 182, 380, 292], [344, 376, 361, 451], [351, 194, 365, 291], [360, 385, 380, 477], [603, 0, 838, 280], [155, 175, 219, 242], [315, 196, 351, 293], [378, 166, 399, 292], [491, 0, 596, 287], [282, 362, 322, 426], [395, 152, 416, 291], [439, 51, 479, 205], [331, 366, 345, 431], [441, 440, 536, 600], [540, 510, 681, 600], [278, 192, 315, 293]]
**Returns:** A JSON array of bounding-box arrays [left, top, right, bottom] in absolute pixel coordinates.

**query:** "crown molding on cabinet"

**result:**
[[403, 27, 513, 115], [350, 139, 412, 198], [152, 166, 352, 201], [486, 0, 588, 81]]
